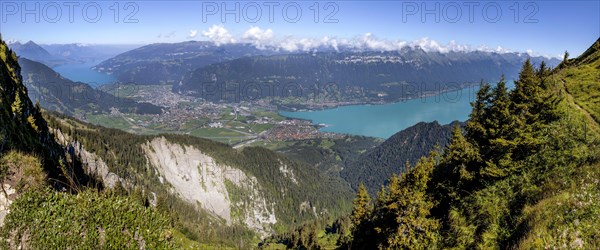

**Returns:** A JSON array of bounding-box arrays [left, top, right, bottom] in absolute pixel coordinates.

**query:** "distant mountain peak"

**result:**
[[10, 40, 52, 60]]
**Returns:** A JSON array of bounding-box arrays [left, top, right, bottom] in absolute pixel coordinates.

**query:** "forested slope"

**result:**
[[261, 38, 600, 249], [19, 58, 162, 115], [341, 121, 460, 194], [346, 39, 600, 249]]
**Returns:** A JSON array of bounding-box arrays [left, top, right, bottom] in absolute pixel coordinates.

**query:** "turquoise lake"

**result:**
[[53, 62, 116, 88], [280, 86, 483, 139]]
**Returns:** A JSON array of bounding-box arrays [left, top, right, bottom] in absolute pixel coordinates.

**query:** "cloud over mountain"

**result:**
[[202, 25, 236, 45], [187, 30, 199, 39], [242, 27, 274, 49], [194, 25, 556, 58]]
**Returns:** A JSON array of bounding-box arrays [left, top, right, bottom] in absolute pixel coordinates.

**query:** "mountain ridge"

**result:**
[[342, 120, 460, 194], [174, 49, 560, 104], [92, 41, 282, 84], [19, 57, 163, 116]]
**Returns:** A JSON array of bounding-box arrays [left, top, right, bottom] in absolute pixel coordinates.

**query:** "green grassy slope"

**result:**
[[514, 37, 600, 249], [559, 38, 600, 131]]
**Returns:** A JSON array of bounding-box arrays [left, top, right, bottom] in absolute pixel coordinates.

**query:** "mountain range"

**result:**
[[8, 41, 58, 66], [92, 41, 282, 84], [174, 48, 560, 103], [18, 57, 162, 116], [93, 41, 560, 92], [8, 41, 138, 66]]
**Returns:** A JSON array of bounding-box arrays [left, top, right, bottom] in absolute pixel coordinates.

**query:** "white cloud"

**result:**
[[295, 38, 320, 51], [445, 40, 471, 53], [242, 26, 274, 49], [187, 30, 198, 39], [202, 25, 235, 45], [277, 36, 341, 52], [279, 37, 300, 51], [197, 24, 550, 57], [520, 49, 560, 59], [494, 46, 511, 53], [265, 33, 459, 53], [355, 33, 397, 51], [410, 37, 442, 52], [322, 36, 339, 51], [526, 49, 534, 56]]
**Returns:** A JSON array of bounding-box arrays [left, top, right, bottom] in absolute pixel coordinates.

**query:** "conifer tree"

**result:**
[[562, 50, 570, 67], [11, 92, 23, 117], [438, 124, 480, 197], [537, 61, 549, 83], [479, 77, 519, 178], [488, 76, 514, 139], [369, 157, 440, 249], [535, 61, 561, 122], [512, 58, 539, 112], [350, 183, 371, 227], [509, 59, 561, 162], [466, 82, 493, 147]]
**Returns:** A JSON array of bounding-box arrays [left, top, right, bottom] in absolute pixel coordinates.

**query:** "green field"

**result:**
[[100, 84, 170, 99], [86, 114, 133, 131]]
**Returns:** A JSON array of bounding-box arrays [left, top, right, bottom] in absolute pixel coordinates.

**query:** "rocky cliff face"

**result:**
[[143, 137, 277, 236], [51, 128, 125, 189], [47, 129, 283, 237]]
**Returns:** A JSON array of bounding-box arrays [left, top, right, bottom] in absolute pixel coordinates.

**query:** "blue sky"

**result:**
[[1, 1, 598, 57]]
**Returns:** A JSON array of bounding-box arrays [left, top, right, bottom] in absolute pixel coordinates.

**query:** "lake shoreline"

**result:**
[[276, 83, 481, 112], [52, 62, 117, 88], [278, 84, 482, 138]]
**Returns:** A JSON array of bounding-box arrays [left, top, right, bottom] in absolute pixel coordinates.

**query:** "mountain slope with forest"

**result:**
[[175, 49, 559, 103], [0, 39, 88, 187], [261, 37, 600, 249], [44, 111, 354, 245], [19, 57, 162, 115], [93, 41, 281, 84], [342, 121, 460, 194]]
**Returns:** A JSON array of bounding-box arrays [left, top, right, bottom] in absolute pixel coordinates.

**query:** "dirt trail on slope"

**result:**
[[561, 79, 600, 136]]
